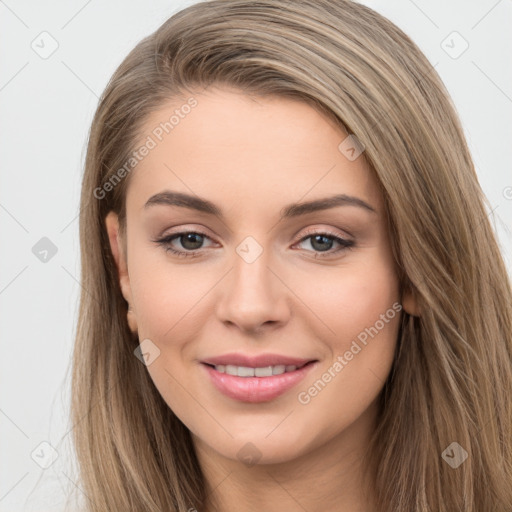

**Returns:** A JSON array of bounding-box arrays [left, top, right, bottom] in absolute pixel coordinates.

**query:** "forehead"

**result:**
[[125, 87, 382, 216]]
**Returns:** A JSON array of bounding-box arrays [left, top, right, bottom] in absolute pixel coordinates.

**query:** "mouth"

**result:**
[[202, 360, 313, 377], [200, 354, 318, 403]]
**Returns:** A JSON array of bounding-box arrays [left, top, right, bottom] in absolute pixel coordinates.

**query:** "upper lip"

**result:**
[[202, 353, 316, 368]]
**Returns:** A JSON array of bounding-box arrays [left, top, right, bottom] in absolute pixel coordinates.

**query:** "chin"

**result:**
[[196, 424, 316, 466]]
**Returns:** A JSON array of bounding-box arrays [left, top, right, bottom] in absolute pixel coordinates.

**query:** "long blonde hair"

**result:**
[[70, 0, 512, 510]]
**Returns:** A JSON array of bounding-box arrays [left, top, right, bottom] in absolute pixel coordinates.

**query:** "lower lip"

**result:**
[[202, 362, 317, 403]]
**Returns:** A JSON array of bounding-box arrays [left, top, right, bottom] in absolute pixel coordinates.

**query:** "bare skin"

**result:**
[[106, 86, 418, 511]]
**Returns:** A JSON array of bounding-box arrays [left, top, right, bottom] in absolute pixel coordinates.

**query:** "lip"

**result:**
[[201, 353, 318, 403]]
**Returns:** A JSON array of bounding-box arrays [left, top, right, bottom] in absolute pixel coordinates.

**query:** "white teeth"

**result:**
[[225, 365, 238, 376], [255, 366, 273, 377], [272, 365, 286, 375], [213, 364, 299, 377], [237, 366, 255, 377]]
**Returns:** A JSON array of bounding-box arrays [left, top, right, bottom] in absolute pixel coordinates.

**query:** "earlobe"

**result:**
[[402, 285, 421, 317]]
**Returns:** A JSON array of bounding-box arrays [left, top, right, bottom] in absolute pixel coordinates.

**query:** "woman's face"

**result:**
[[106, 86, 412, 466]]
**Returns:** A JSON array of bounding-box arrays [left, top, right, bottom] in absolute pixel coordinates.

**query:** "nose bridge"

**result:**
[[233, 237, 271, 294], [216, 235, 289, 331]]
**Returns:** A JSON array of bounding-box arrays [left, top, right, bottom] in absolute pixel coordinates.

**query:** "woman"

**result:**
[[70, 0, 512, 510]]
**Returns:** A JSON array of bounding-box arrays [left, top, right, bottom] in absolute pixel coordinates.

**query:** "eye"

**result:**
[[153, 230, 214, 258], [294, 229, 354, 258], [153, 228, 355, 259]]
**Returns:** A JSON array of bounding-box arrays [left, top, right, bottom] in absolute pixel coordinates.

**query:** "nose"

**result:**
[[215, 245, 291, 334]]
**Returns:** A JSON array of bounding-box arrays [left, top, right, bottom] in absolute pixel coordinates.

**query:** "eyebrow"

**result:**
[[143, 190, 377, 218]]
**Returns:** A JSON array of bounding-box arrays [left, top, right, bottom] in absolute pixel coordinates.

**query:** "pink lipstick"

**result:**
[[201, 353, 318, 403]]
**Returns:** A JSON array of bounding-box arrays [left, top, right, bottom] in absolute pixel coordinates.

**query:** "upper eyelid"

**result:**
[[159, 221, 353, 237], [159, 228, 216, 244]]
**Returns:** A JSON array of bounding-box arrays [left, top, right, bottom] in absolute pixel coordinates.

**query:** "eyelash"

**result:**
[[153, 228, 355, 259]]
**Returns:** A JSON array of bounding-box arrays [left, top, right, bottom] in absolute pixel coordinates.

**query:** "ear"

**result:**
[[401, 284, 421, 317], [105, 211, 132, 305]]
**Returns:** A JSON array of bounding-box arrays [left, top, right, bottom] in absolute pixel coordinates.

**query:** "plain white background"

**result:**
[[1, 0, 511, 510]]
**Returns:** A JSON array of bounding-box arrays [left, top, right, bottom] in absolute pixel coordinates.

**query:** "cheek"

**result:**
[[127, 249, 210, 429], [297, 255, 400, 348], [294, 259, 401, 425], [128, 246, 214, 341]]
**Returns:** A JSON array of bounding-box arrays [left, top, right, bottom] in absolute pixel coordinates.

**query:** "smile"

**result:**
[[200, 354, 318, 403]]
